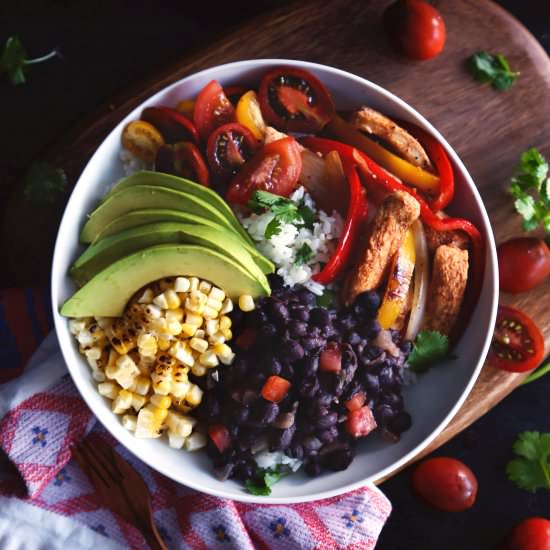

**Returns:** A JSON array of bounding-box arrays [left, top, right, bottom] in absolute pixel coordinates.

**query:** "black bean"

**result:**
[[318, 425, 339, 443], [299, 377, 319, 398], [297, 287, 317, 306], [291, 305, 310, 322], [304, 458, 323, 477], [287, 443, 304, 460], [250, 371, 267, 387], [375, 403, 395, 425], [280, 363, 295, 379], [400, 340, 413, 355], [232, 406, 250, 423], [317, 411, 338, 429], [302, 336, 326, 352], [378, 365, 395, 387], [290, 320, 308, 338], [359, 319, 380, 339], [271, 425, 296, 450], [353, 291, 381, 318], [268, 273, 285, 289], [302, 436, 323, 453], [324, 446, 354, 471], [261, 356, 282, 376], [362, 345, 383, 362], [253, 400, 280, 425], [268, 301, 289, 323], [364, 373, 380, 394], [337, 313, 355, 332], [282, 340, 305, 362], [388, 411, 412, 434], [310, 307, 332, 328], [236, 428, 257, 451], [347, 332, 362, 347], [233, 460, 255, 481], [248, 308, 267, 326], [383, 391, 403, 408]]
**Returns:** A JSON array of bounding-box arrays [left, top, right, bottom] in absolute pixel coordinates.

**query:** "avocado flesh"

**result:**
[[61, 244, 270, 318], [70, 222, 270, 289], [92, 208, 274, 275], [80, 185, 241, 244], [102, 171, 253, 245]]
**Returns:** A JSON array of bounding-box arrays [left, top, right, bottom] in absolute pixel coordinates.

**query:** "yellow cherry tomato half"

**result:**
[[235, 90, 266, 141], [121, 120, 165, 163], [175, 99, 195, 120]]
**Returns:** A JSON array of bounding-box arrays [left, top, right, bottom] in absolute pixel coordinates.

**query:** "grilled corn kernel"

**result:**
[[69, 318, 89, 335], [137, 288, 154, 304], [106, 355, 139, 389], [171, 380, 191, 398], [152, 379, 172, 395], [150, 394, 172, 409], [203, 306, 218, 320], [178, 323, 195, 338], [145, 304, 161, 319], [135, 408, 161, 438], [166, 320, 182, 336], [189, 337, 208, 353], [185, 432, 207, 451], [131, 393, 147, 412], [199, 350, 219, 368], [221, 328, 232, 341], [208, 332, 226, 344], [98, 381, 119, 400], [189, 277, 199, 291], [112, 389, 133, 414], [205, 297, 223, 311], [209, 287, 225, 302], [151, 318, 168, 333], [153, 292, 169, 309], [219, 316, 232, 331], [122, 414, 138, 431], [167, 430, 186, 449], [165, 410, 195, 437], [131, 375, 151, 396], [238, 294, 255, 312], [137, 333, 157, 355], [174, 277, 190, 293], [169, 341, 194, 367], [157, 336, 172, 351], [185, 295, 206, 315], [198, 280, 212, 294], [194, 329, 205, 339], [220, 298, 233, 315], [186, 384, 203, 406], [166, 308, 184, 322], [191, 364, 207, 377], [205, 319, 219, 336], [77, 330, 94, 347], [164, 289, 181, 309], [185, 312, 203, 327], [92, 370, 106, 382], [212, 343, 234, 363]]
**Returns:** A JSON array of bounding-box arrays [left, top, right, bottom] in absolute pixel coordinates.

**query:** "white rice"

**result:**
[[253, 450, 303, 472], [120, 149, 151, 176], [240, 187, 344, 295]]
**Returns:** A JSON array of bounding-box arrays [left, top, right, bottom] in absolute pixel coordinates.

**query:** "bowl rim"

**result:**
[[51, 58, 498, 504]]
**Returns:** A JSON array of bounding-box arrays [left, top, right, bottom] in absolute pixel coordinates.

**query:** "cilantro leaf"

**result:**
[[407, 330, 451, 373], [294, 243, 314, 266], [506, 431, 550, 492], [264, 217, 282, 239], [467, 51, 519, 91], [0, 36, 59, 86], [23, 162, 68, 205], [508, 147, 550, 235], [298, 205, 315, 229], [244, 467, 283, 496]]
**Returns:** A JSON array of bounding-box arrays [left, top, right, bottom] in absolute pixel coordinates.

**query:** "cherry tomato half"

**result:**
[[498, 237, 550, 293], [141, 106, 199, 144], [411, 457, 478, 512], [155, 141, 210, 186], [223, 85, 247, 105], [258, 67, 335, 133], [498, 517, 550, 550], [226, 136, 302, 205], [383, 0, 446, 60], [206, 122, 258, 180], [193, 80, 235, 141], [488, 306, 544, 373]]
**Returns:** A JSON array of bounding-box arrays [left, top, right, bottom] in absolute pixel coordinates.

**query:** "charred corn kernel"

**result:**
[[169, 341, 195, 367], [150, 394, 172, 409], [69, 318, 88, 335], [174, 276, 190, 293], [198, 280, 212, 294], [122, 414, 137, 431], [238, 294, 255, 312], [199, 350, 219, 368], [203, 306, 218, 320], [145, 304, 161, 319], [85, 347, 103, 370], [189, 277, 199, 291], [152, 379, 172, 395], [186, 383, 203, 406], [77, 330, 94, 347], [92, 370, 106, 382], [131, 375, 151, 396], [185, 432, 207, 451], [166, 308, 184, 322], [185, 312, 203, 327], [98, 381, 119, 399], [96, 317, 113, 331], [220, 298, 233, 315], [137, 333, 157, 355], [209, 287, 225, 302], [137, 288, 154, 304], [205, 319, 219, 336], [219, 316, 232, 331], [153, 292, 169, 309], [164, 289, 181, 309], [189, 337, 208, 353], [131, 393, 147, 412], [209, 332, 226, 344], [157, 336, 171, 351], [180, 323, 197, 338], [138, 355, 155, 375], [135, 408, 161, 438], [165, 410, 195, 437], [166, 320, 182, 336], [167, 431, 185, 449], [112, 389, 133, 414], [221, 328, 232, 341], [146, 404, 168, 423], [171, 380, 191, 398], [194, 329, 205, 339], [212, 343, 235, 365], [106, 349, 119, 369], [191, 364, 207, 377], [172, 398, 192, 413]]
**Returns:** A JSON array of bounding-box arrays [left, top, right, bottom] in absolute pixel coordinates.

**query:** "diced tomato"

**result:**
[[346, 406, 377, 437], [261, 375, 291, 403], [235, 327, 257, 350], [345, 392, 366, 412], [193, 80, 235, 141], [319, 341, 342, 373], [208, 424, 232, 453]]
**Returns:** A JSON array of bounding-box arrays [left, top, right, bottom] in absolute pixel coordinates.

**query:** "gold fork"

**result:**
[[72, 435, 168, 550]]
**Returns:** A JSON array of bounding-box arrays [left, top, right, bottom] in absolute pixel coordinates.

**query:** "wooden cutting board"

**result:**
[[3, 0, 549, 478]]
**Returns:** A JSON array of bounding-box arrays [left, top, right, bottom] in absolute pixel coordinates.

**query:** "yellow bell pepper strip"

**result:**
[[236, 90, 266, 141], [325, 114, 440, 193], [378, 227, 416, 329]]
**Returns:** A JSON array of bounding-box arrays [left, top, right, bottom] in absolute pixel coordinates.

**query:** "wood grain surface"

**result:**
[[3, 0, 549, 480]]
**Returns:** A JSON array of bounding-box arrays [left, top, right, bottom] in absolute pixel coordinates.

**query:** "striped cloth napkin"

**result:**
[[0, 288, 391, 550]]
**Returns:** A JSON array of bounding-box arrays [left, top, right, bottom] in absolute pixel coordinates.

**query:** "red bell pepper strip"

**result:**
[[300, 136, 368, 285], [398, 121, 455, 212]]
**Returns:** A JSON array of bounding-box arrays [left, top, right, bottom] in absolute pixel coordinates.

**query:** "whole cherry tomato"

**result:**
[[383, 0, 446, 60], [498, 237, 550, 293], [411, 457, 478, 511], [497, 517, 550, 550]]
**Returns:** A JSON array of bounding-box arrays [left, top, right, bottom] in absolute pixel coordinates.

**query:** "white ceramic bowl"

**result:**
[[51, 59, 498, 503]]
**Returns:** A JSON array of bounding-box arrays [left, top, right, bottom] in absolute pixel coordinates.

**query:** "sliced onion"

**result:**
[[405, 220, 429, 340]]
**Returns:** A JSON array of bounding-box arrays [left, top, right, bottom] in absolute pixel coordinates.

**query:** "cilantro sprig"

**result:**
[[23, 162, 67, 205], [506, 431, 550, 492], [244, 467, 283, 496], [467, 51, 519, 91], [1, 36, 60, 85], [508, 147, 550, 234], [294, 243, 314, 266], [407, 330, 452, 373]]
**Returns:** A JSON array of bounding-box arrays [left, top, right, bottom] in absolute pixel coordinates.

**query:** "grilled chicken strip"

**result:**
[[423, 245, 469, 336], [349, 106, 433, 171], [344, 190, 420, 305]]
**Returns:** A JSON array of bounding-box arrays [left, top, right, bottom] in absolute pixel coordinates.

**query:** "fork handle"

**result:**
[[141, 524, 169, 550]]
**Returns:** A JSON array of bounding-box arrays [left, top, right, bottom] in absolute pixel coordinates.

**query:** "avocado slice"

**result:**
[[92, 208, 274, 275], [60, 244, 270, 318], [102, 171, 253, 245], [70, 222, 270, 288], [80, 185, 241, 243]]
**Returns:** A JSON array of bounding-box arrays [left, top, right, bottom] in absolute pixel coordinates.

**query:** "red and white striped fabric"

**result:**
[[0, 289, 391, 549]]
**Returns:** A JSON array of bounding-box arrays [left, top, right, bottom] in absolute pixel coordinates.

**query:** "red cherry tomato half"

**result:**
[[346, 406, 377, 437], [223, 85, 247, 105], [155, 141, 210, 186], [258, 67, 335, 133], [488, 306, 544, 373], [208, 424, 231, 453], [206, 122, 259, 179], [319, 341, 342, 373], [498, 237, 550, 293], [383, 0, 446, 60], [498, 517, 550, 550], [193, 80, 235, 141], [141, 106, 199, 144], [226, 136, 302, 205], [411, 457, 478, 512]]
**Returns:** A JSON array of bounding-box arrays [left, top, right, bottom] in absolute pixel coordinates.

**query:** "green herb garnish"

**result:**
[[1, 36, 60, 85], [407, 330, 451, 373], [244, 467, 283, 496], [23, 162, 68, 205], [508, 147, 550, 234], [467, 51, 519, 91], [294, 243, 314, 266], [506, 431, 550, 492]]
